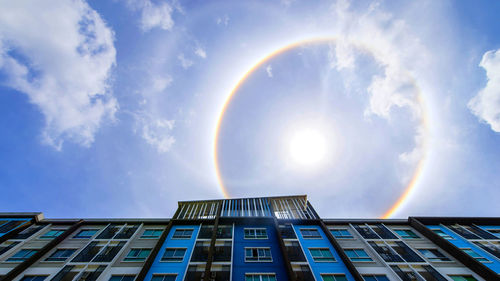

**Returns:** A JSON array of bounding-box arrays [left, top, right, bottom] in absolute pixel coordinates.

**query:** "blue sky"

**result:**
[[0, 0, 499, 219]]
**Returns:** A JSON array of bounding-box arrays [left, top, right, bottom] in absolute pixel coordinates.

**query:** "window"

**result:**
[[362, 275, 390, 281], [309, 248, 335, 262], [245, 274, 277, 281], [321, 274, 348, 281], [461, 248, 489, 262], [141, 229, 163, 239], [151, 275, 176, 281], [449, 276, 478, 281], [124, 248, 151, 262], [344, 249, 372, 262], [417, 249, 451, 262], [7, 249, 38, 261], [39, 230, 65, 239], [73, 229, 98, 239], [330, 229, 353, 239], [161, 248, 186, 262], [20, 277, 47, 281], [46, 249, 76, 261], [244, 228, 268, 239], [300, 228, 322, 239], [394, 229, 419, 239], [172, 229, 193, 239], [108, 276, 135, 281], [431, 229, 453, 239], [245, 247, 272, 262]]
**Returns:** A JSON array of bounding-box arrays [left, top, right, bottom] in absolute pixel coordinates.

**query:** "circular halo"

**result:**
[[213, 37, 429, 218]]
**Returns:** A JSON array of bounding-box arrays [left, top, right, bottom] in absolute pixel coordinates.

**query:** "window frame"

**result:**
[[244, 228, 268, 240], [160, 248, 187, 262], [329, 228, 353, 239], [73, 229, 99, 239], [244, 247, 273, 262], [245, 273, 277, 281], [7, 248, 39, 262], [20, 276, 49, 281], [39, 229, 65, 239], [171, 228, 194, 239], [300, 228, 322, 239], [344, 248, 373, 262], [151, 274, 177, 281], [140, 229, 163, 239], [460, 248, 490, 263], [123, 248, 152, 262], [393, 229, 420, 239], [308, 248, 336, 262], [431, 228, 453, 240]]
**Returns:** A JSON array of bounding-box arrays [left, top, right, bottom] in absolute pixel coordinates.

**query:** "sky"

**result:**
[[0, 0, 499, 219]]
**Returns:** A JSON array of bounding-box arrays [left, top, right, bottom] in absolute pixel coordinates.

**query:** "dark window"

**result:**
[[449, 226, 480, 240], [245, 248, 272, 262], [330, 228, 353, 239], [141, 229, 163, 239], [20, 276, 47, 281], [473, 241, 500, 259], [73, 229, 98, 239], [78, 265, 106, 281], [124, 248, 151, 261], [198, 225, 213, 239], [371, 224, 397, 239], [216, 225, 232, 239], [214, 241, 232, 262], [190, 241, 209, 262], [354, 225, 379, 239], [300, 228, 322, 239], [431, 229, 453, 240], [151, 275, 176, 281], [309, 248, 335, 262], [161, 248, 186, 262], [286, 241, 306, 262], [362, 275, 390, 281], [390, 265, 419, 281], [0, 221, 25, 233], [96, 225, 121, 239], [92, 242, 126, 262], [72, 242, 102, 262], [108, 276, 135, 281], [7, 249, 38, 261], [0, 242, 19, 256], [391, 241, 424, 262], [46, 249, 76, 262], [172, 229, 193, 239], [418, 265, 448, 281], [114, 225, 139, 239], [368, 242, 404, 262], [50, 265, 77, 281], [321, 275, 348, 281], [279, 224, 296, 239]]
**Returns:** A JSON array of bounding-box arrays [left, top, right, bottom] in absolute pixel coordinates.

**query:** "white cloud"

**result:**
[[151, 75, 173, 93], [266, 65, 273, 78], [125, 0, 175, 32], [328, 40, 355, 71], [468, 48, 500, 132], [178, 53, 194, 69], [0, 0, 117, 149], [136, 114, 175, 153], [216, 15, 230, 26], [194, 46, 207, 59]]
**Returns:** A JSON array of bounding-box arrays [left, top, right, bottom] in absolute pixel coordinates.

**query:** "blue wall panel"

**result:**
[[145, 224, 200, 281], [293, 224, 355, 281], [0, 218, 29, 237], [428, 225, 500, 273], [233, 223, 288, 281]]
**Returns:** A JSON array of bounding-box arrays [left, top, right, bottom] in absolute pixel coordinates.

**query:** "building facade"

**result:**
[[0, 195, 498, 281]]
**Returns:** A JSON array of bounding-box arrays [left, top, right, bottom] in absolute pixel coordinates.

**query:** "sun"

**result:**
[[289, 128, 327, 166]]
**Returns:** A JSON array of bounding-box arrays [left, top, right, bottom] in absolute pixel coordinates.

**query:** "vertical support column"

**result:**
[[136, 206, 183, 281], [269, 203, 296, 281], [318, 220, 364, 281], [0, 219, 84, 281], [203, 201, 223, 281]]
